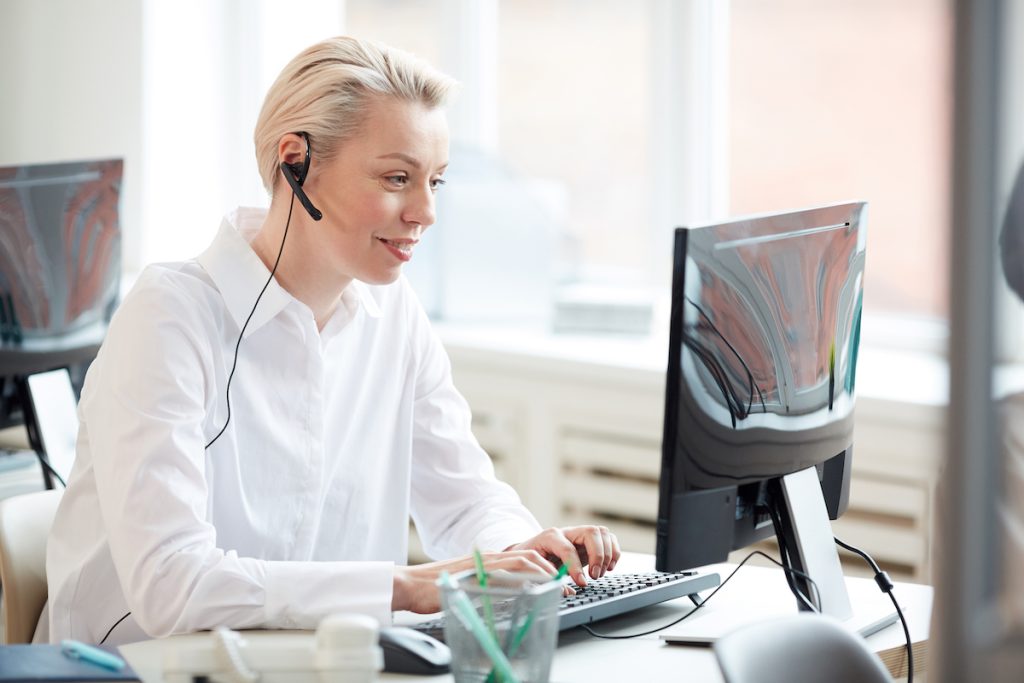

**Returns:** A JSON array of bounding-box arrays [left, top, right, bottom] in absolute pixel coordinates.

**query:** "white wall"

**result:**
[[139, 0, 342, 266], [0, 0, 344, 273], [0, 0, 144, 271]]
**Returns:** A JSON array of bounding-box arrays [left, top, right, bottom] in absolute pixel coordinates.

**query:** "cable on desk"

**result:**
[[835, 536, 913, 683], [580, 550, 821, 640]]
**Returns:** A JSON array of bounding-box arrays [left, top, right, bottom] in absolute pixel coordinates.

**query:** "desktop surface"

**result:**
[[118, 552, 931, 682]]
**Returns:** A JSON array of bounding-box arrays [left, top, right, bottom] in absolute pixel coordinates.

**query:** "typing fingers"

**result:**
[[563, 525, 619, 579], [505, 528, 587, 586], [484, 549, 559, 577]]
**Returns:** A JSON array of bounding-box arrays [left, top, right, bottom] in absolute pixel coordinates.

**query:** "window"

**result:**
[[496, 0, 654, 279], [729, 0, 954, 345], [126, 1, 958, 350], [344, 0, 954, 347]]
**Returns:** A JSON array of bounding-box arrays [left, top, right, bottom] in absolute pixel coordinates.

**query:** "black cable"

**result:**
[[205, 194, 295, 450], [581, 550, 820, 639], [98, 610, 132, 645], [767, 503, 820, 613], [37, 456, 67, 488], [98, 191, 298, 643], [835, 536, 912, 683]]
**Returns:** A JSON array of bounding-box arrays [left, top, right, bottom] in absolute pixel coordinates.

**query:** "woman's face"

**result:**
[[301, 95, 450, 286]]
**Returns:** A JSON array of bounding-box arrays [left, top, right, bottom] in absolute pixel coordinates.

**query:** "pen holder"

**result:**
[[440, 570, 561, 683]]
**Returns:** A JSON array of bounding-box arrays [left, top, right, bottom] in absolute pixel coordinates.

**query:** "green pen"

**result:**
[[485, 563, 569, 683], [510, 563, 568, 654], [441, 572, 521, 683], [508, 565, 568, 654], [473, 547, 499, 643]]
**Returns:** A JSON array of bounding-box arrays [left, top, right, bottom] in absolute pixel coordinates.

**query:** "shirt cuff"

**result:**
[[473, 519, 543, 554], [263, 561, 394, 629]]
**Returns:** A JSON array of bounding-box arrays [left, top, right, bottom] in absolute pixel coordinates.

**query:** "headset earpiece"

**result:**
[[285, 161, 305, 184], [280, 132, 322, 221]]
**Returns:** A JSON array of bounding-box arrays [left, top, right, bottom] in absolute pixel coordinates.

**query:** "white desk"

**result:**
[[120, 554, 932, 682]]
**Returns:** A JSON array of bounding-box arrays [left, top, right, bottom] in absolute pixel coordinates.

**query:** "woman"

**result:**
[[44, 36, 619, 645]]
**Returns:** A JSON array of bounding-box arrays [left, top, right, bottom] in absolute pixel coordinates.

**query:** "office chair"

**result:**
[[0, 489, 61, 643], [714, 613, 892, 683]]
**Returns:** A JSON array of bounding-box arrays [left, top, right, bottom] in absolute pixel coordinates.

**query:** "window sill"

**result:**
[[435, 323, 950, 408]]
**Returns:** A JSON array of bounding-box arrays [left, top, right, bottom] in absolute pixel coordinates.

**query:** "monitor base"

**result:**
[[659, 574, 901, 645]]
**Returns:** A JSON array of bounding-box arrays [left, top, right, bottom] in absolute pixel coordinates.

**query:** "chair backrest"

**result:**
[[0, 489, 61, 643], [713, 613, 893, 683]]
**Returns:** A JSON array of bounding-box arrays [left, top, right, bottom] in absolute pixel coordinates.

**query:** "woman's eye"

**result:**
[[430, 178, 447, 192], [384, 175, 408, 187]]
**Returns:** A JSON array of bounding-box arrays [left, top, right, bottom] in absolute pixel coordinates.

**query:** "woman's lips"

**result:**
[[377, 237, 415, 262]]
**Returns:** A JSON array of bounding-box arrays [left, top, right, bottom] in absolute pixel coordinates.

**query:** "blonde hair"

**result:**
[[254, 36, 457, 196]]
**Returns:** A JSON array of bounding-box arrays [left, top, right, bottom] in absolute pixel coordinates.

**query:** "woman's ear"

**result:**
[[278, 133, 310, 182]]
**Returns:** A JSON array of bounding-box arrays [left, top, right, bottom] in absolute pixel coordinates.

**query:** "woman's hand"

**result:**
[[392, 549, 563, 614], [505, 525, 621, 588]]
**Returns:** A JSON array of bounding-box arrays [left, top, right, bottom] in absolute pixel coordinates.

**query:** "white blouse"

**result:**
[[45, 207, 540, 645]]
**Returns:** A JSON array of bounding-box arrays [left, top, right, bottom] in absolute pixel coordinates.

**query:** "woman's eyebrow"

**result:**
[[377, 153, 449, 172], [377, 152, 421, 169]]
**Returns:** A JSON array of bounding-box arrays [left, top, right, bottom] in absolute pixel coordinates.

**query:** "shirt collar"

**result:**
[[197, 207, 382, 337]]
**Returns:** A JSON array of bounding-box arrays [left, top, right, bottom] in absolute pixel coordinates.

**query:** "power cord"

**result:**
[[767, 503, 821, 613], [835, 536, 913, 683], [581, 550, 821, 639]]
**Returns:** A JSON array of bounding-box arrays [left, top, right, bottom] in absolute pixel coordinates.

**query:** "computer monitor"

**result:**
[[655, 201, 891, 632], [0, 158, 123, 485]]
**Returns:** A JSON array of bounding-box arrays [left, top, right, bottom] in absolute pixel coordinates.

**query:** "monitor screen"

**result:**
[[0, 158, 123, 425], [656, 202, 866, 573]]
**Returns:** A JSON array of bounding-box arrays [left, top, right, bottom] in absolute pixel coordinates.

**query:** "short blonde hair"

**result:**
[[254, 36, 457, 195]]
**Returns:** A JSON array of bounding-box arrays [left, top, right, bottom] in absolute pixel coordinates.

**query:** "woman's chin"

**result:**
[[359, 267, 404, 286]]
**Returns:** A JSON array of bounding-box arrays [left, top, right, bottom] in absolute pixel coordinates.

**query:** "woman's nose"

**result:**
[[403, 185, 436, 229]]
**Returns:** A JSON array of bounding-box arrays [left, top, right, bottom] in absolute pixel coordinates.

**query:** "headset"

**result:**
[[281, 132, 323, 221]]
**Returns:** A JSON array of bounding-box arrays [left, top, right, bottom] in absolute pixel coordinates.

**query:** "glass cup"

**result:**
[[439, 569, 562, 683]]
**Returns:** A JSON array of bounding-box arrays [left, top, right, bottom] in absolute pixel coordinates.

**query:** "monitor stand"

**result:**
[[775, 466, 898, 637], [660, 467, 898, 644]]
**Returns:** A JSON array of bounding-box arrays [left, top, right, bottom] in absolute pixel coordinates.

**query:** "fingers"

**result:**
[[395, 548, 566, 614], [509, 528, 588, 586], [481, 551, 576, 597], [608, 527, 621, 571], [563, 525, 620, 579], [542, 530, 588, 586], [492, 524, 622, 587], [600, 527, 614, 574], [483, 549, 560, 577]]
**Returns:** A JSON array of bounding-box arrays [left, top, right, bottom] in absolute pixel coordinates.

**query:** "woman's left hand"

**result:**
[[505, 525, 621, 587]]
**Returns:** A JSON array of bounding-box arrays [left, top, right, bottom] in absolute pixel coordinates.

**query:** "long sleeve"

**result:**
[[406, 295, 541, 559]]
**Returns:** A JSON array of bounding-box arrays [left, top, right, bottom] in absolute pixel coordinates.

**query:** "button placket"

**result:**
[[290, 310, 326, 559]]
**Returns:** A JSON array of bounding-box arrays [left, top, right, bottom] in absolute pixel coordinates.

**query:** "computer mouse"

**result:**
[[379, 626, 452, 675]]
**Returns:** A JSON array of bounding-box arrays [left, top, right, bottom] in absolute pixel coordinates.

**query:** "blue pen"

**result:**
[[61, 639, 126, 671]]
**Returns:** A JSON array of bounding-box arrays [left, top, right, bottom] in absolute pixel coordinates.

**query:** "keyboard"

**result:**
[[411, 570, 721, 641]]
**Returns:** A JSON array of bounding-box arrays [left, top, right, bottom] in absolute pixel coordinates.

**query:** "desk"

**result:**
[[120, 555, 932, 682]]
